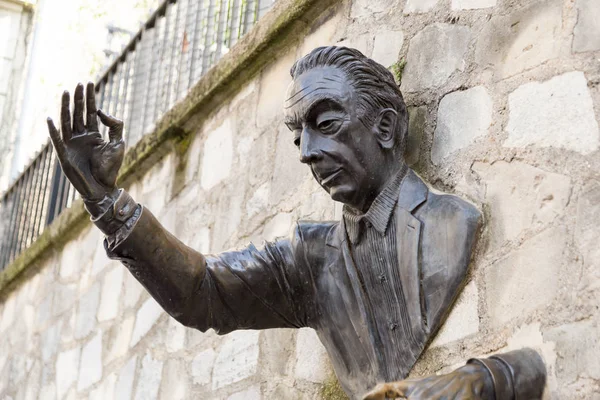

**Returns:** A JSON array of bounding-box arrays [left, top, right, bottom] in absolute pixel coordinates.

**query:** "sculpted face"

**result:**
[[283, 66, 396, 212]]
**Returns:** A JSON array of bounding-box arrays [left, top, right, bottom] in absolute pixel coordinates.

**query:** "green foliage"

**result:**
[[391, 59, 407, 83]]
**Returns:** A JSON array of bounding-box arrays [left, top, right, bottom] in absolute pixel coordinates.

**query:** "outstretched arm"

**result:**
[[47, 83, 312, 334]]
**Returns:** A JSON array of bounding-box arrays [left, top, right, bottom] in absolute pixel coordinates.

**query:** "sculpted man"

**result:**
[[47, 46, 546, 399]]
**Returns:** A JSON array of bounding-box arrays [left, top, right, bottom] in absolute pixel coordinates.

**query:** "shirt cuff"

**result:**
[[87, 189, 138, 235]]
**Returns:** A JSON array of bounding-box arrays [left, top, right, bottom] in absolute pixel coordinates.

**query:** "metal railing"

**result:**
[[0, 0, 275, 271]]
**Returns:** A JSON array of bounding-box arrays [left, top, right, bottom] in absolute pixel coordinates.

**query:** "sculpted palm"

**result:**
[[47, 82, 124, 201]]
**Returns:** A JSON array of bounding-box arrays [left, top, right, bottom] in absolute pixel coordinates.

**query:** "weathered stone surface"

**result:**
[[246, 182, 270, 218], [402, 24, 471, 92], [201, 118, 234, 190], [432, 86, 492, 164], [59, 239, 82, 280], [544, 320, 600, 383], [74, 283, 101, 340], [115, 356, 137, 400], [431, 281, 479, 346], [262, 213, 293, 241], [270, 126, 311, 205], [105, 315, 134, 365], [191, 348, 216, 386], [576, 180, 600, 270], [159, 359, 187, 400], [404, 0, 439, 14], [336, 34, 371, 56], [97, 266, 123, 322], [573, 0, 600, 53], [476, 0, 562, 79], [371, 30, 404, 68], [134, 353, 163, 400], [300, 12, 340, 56], [0, 295, 15, 333], [78, 331, 102, 391], [452, 0, 496, 9], [472, 161, 571, 249], [257, 50, 295, 127], [294, 328, 330, 383], [41, 321, 62, 362], [405, 106, 426, 167], [56, 347, 80, 400], [505, 71, 599, 155], [212, 330, 260, 389], [165, 317, 186, 353], [123, 270, 145, 310], [130, 297, 164, 347], [351, 0, 395, 18], [228, 385, 262, 400], [53, 283, 77, 318], [485, 227, 567, 326], [89, 373, 116, 400]]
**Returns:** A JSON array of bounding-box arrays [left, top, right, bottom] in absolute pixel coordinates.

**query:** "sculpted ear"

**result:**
[[374, 108, 397, 150]]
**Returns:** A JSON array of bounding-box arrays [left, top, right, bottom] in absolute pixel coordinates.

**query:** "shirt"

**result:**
[[342, 164, 412, 381]]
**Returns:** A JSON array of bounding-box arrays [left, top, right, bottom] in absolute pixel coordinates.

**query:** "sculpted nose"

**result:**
[[299, 129, 322, 164]]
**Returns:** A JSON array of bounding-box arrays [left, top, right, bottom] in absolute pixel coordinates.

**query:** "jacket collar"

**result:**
[[326, 168, 428, 248]]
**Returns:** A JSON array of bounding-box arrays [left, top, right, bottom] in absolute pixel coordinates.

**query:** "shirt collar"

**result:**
[[343, 164, 408, 244]]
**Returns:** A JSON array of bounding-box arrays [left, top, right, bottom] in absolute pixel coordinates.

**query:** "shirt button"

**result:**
[[365, 221, 372, 228], [389, 322, 398, 331], [378, 274, 386, 283]]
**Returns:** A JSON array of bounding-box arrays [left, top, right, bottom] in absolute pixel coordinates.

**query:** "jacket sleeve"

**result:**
[[468, 348, 547, 400], [103, 203, 313, 335]]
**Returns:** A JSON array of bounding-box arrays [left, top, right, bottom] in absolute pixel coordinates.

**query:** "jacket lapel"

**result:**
[[395, 171, 429, 342]]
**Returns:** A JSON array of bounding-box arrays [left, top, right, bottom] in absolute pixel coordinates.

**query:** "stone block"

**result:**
[[115, 356, 137, 400], [201, 118, 234, 190], [89, 373, 116, 400], [191, 348, 216, 386], [485, 227, 567, 326], [300, 13, 340, 56], [351, 0, 395, 18], [472, 161, 571, 249], [544, 320, 600, 383], [74, 283, 101, 340], [246, 182, 270, 218], [78, 331, 103, 391], [159, 359, 188, 400], [262, 213, 293, 241], [576, 180, 600, 270], [134, 353, 163, 400], [404, 0, 439, 14], [53, 283, 77, 318], [0, 295, 15, 333], [573, 0, 600, 53], [505, 71, 599, 155], [430, 281, 479, 347], [105, 315, 134, 365], [59, 239, 82, 280], [476, 0, 562, 79], [165, 317, 186, 353], [97, 266, 124, 322], [123, 270, 145, 310], [257, 50, 295, 128], [212, 330, 260, 389], [431, 86, 492, 164], [228, 385, 261, 400], [405, 106, 426, 166], [130, 297, 164, 347], [401, 24, 471, 92], [56, 347, 80, 400], [294, 328, 330, 383], [41, 321, 62, 363], [336, 33, 371, 56], [270, 126, 311, 205], [371, 30, 404, 68], [452, 0, 496, 9]]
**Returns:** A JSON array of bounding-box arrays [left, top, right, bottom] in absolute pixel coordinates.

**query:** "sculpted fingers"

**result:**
[[60, 91, 73, 142], [363, 382, 410, 400], [97, 109, 124, 144], [86, 82, 99, 132], [47, 118, 66, 160], [73, 83, 85, 133]]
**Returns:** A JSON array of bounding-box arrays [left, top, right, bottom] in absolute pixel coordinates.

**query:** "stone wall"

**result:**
[[1, 0, 600, 399]]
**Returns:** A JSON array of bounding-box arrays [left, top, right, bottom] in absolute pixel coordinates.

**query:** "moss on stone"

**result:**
[[320, 376, 349, 400], [392, 59, 407, 83]]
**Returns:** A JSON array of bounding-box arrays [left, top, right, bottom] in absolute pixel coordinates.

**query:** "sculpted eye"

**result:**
[[293, 134, 300, 147], [318, 119, 341, 134]]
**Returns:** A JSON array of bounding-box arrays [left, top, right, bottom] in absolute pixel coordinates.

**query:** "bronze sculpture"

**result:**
[[47, 47, 546, 399]]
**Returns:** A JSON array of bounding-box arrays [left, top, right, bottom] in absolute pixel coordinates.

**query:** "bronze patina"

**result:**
[[47, 47, 546, 399]]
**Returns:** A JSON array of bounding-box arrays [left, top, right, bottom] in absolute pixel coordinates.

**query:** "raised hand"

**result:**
[[47, 82, 125, 201], [362, 364, 493, 400]]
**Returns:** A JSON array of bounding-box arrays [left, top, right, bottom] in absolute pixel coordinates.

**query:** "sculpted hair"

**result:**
[[290, 46, 409, 152]]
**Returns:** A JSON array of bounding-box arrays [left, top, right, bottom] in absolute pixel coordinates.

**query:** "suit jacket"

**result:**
[[107, 169, 484, 397]]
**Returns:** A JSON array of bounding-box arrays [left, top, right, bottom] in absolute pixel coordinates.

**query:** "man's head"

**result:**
[[283, 46, 409, 212]]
